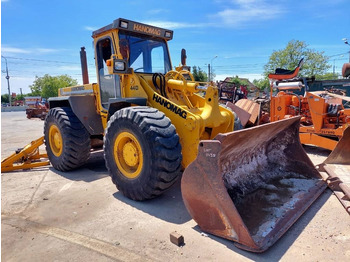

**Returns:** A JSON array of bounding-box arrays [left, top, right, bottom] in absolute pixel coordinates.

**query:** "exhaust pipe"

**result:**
[[80, 47, 89, 84]]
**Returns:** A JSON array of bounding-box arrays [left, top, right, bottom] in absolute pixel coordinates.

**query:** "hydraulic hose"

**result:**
[[152, 73, 167, 98]]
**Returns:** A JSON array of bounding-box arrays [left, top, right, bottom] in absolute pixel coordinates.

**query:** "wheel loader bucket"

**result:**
[[324, 126, 350, 165], [321, 126, 350, 214], [182, 117, 326, 252]]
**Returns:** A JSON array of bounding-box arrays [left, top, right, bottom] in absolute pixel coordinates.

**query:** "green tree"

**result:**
[[229, 75, 249, 88], [1, 94, 9, 104], [264, 40, 331, 78], [253, 78, 270, 91], [318, 72, 340, 80], [15, 94, 26, 101], [192, 66, 208, 82], [29, 74, 78, 98]]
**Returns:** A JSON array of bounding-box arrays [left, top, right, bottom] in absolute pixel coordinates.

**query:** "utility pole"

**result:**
[[210, 55, 218, 82], [208, 64, 211, 82], [343, 38, 350, 62], [2, 56, 11, 107]]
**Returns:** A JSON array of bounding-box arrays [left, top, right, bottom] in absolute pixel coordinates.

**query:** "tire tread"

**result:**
[[104, 106, 182, 200], [44, 107, 91, 171]]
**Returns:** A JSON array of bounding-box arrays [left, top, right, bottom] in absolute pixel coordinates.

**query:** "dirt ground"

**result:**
[[1, 111, 350, 261]]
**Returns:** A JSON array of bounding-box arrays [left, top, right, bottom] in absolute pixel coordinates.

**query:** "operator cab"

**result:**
[[92, 18, 173, 109]]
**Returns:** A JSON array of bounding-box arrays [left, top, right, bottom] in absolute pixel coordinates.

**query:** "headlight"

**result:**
[[165, 31, 172, 38], [120, 21, 128, 29], [114, 61, 126, 71]]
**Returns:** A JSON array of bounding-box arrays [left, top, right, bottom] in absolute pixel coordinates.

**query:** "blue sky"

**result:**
[[1, 0, 349, 95]]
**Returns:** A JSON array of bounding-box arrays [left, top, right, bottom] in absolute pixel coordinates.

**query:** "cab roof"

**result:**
[[92, 18, 173, 40]]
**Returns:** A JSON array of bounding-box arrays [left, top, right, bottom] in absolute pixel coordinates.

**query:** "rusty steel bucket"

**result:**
[[320, 126, 350, 214], [324, 126, 350, 165], [181, 117, 326, 252]]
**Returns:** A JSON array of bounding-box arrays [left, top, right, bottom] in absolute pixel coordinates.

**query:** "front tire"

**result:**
[[104, 106, 182, 201], [44, 107, 91, 171]]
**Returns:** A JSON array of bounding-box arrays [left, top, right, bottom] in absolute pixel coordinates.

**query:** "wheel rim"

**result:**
[[49, 124, 63, 157], [114, 132, 143, 179]]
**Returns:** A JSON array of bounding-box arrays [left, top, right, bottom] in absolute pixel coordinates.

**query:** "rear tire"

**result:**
[[44, 107, 91, 171], [104, 106, 182, 201]]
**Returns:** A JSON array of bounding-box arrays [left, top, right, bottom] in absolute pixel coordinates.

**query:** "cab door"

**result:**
[[95, 36, 121, 108]]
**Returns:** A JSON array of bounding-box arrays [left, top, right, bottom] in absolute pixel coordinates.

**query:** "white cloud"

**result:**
[[142, 20, 206, 30], [1, 46, 62, 55], [83, 1, 283, 34], [2, 47, 31, 54], [84, 26, 98, 31], [35, 48, 59, 54], [143, 1, 284, 30], [212, 0, 284, 27]]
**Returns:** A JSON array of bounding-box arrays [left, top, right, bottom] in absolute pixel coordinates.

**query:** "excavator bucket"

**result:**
[[320, 126, 350, 214], [182, 117, 326, 252]]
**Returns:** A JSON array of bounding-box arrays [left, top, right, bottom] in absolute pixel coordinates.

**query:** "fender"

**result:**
[[107, 97, 147, 119], [48, 95, 104, 135]]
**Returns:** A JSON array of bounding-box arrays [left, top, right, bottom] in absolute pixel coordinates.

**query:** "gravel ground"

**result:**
[[2, 111, 350, 261]]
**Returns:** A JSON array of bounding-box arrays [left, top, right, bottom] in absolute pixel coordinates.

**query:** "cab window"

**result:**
[[118, 31, 171, 74]]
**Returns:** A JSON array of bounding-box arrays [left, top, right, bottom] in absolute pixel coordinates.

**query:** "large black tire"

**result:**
[[44, 107, 91, 171], [104, 106, 182, 201]]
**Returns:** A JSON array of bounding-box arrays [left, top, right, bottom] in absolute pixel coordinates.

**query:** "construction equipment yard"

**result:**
[[2, 111, 350, 261]]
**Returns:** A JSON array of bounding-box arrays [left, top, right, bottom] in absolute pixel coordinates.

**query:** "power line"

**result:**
[[2, 56, 96, 67], [328, 52, 349, 58], [4, 56, 81, 64]]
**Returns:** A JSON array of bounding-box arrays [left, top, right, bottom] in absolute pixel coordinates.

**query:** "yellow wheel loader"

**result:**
[[2, 18, 327, 252]]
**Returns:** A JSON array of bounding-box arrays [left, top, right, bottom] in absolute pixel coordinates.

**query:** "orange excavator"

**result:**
[[268, 59, 350, 214], [269, 58, 350, 151]]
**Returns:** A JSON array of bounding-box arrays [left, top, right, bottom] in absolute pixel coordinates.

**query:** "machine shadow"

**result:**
[[303, 145, 331, 158], [50, 150, 109, 182], [192, 189, 331, 261], [49, 149, 192, 224], [49, 147, 332, 258], [113, 178, 192, 225]]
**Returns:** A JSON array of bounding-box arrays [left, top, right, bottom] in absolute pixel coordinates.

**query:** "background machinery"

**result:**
[[25, 97, 49, 120], [269, 59, 350, 214], [2, 19, 327, 252], [269, 58, 350, 151]]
